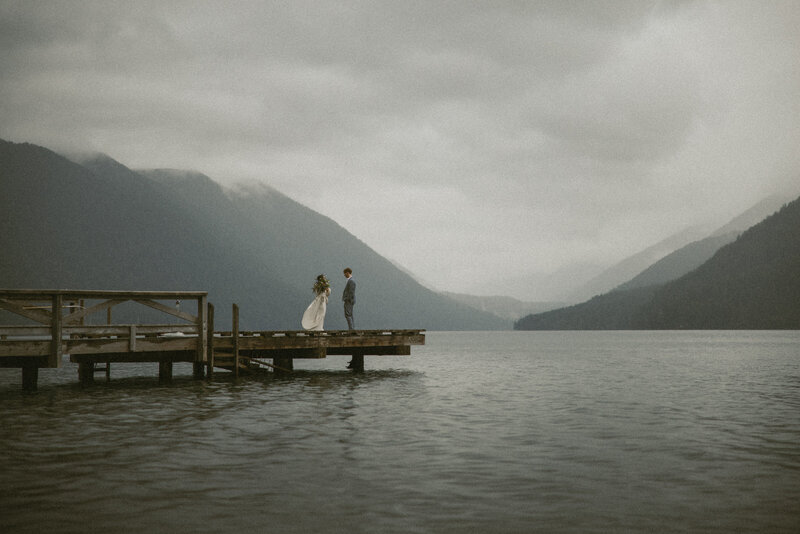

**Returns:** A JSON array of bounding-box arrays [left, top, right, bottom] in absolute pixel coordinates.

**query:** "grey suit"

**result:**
[[342, 277, 356, 329]]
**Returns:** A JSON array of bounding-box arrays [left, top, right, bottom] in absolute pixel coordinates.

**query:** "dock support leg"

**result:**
[[206, 303, 215, 380], [22, 364, 38, 391], [349, 352, 365, 373], [159, 361, 173, 383], [273, 356, 293, 376], [193, 362, 204, 379], [195, 294, 208, 380], [232, 304, 240, 379], [78, 362, 94, 386]]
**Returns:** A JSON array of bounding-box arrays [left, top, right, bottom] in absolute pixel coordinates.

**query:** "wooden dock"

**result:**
[[0, 289, 425, 390]]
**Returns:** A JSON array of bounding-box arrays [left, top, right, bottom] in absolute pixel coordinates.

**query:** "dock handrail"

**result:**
[[0, 289, 208, 371]]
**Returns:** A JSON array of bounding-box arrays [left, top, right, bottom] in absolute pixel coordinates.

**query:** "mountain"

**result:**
[[616, 232, 737, 291], [638, 196, 800, 329], [616, 193, 797, 292], [565, 225, 710, 303], [491, 261, 605, 303], [0, 139, 507, 330], [515, 194, 800, 330], [440, 292, 565, 321], [565, 193, 797, 301], [710, 193, 795, 237]]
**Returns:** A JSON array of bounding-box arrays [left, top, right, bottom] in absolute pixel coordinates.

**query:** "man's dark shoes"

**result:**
[[346, 360, 354, 369]]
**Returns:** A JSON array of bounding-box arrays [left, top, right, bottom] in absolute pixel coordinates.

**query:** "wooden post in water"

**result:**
[[78, 362, 94, 386], [50, 293, 63, 369], [193, 295, 207, 379], [159, 360, 173, 383], [206, 303, 215, 379], [22, 363, 38, 391], [232, 303, 240, 379], [273, 355, 293, 375], [350, 350, 365, 373]]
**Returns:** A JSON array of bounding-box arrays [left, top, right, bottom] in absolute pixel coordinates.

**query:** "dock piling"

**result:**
[[78, 362, 94, 386], [159, 360, 173, 383], [193, 294, 207, 379], [232, 303, 240, 379], [22, 363, 38, 391], [349, 351, 365, 373], [206, 303, 215, 379]]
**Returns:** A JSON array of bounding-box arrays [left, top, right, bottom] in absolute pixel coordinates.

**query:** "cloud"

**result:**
[[1, 1, 798, 298]]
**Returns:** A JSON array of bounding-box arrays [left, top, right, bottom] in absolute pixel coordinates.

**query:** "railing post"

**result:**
[[206, 303, 215, 379], [129, 324, 137, 352], [194, 295, 207, 379], [232, 303, 240, 379], [50, 293, 63, 368]]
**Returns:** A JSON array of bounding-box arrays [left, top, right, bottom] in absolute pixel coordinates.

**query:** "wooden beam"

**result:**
[[70, 351, 195, 364], [0, 298, 52, 324], [62, 299, 127, 325], [138, 299, 199, 323], [327, 345, 412, 356], [0, 326, 51, 336], [242, 348, 326, 359], [248, 357, 292, 373], [0, 289, 208, 300], [0, 340, 50, 357], [65, 336, 197, 355], [214, 333, 425, 351], [0, 324, 201, 337]]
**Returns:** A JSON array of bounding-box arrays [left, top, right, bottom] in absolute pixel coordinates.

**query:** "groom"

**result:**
[[342, 267, 356, 330]]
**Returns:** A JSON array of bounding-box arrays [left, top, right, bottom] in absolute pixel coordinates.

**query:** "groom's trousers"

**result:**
[[344, 301, 355, 329]]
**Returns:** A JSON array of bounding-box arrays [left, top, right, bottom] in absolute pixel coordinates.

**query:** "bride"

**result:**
[[301, 274, 331, 330]]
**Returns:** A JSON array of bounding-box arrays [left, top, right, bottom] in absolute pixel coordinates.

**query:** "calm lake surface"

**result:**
[[1, 331, 799, 533]]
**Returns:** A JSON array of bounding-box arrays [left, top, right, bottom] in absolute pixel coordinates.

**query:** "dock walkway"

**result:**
[[0, 289, 425, 390]]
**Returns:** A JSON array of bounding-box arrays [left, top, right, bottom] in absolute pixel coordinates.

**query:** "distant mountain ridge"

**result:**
[[614, 193, 796, 293], [515, 194, 800, 329], [0, 139, 507, 330], [440, 292, 565, 321], [563, 193, 795, 302], [616, 232, 737, 291], [564, 225, 710, 302]]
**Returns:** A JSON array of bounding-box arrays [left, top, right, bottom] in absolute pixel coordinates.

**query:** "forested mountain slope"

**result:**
[[516, 195, 800, 330]]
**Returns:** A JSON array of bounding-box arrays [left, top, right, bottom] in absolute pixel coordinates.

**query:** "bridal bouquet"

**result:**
[[313, 275, 330, 294]]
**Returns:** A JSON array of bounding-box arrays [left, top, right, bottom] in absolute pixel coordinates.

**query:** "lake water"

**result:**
[[1, 331, 799, 533]]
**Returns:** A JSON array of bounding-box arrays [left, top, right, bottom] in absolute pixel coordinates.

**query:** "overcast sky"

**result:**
[[2, 1, 799, 298]]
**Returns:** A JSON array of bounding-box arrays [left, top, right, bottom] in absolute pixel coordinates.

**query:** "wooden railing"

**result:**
[[0, 289, 208, 369]]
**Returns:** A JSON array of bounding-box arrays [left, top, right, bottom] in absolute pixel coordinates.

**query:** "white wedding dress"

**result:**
[[301, 288, 330, 330]]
